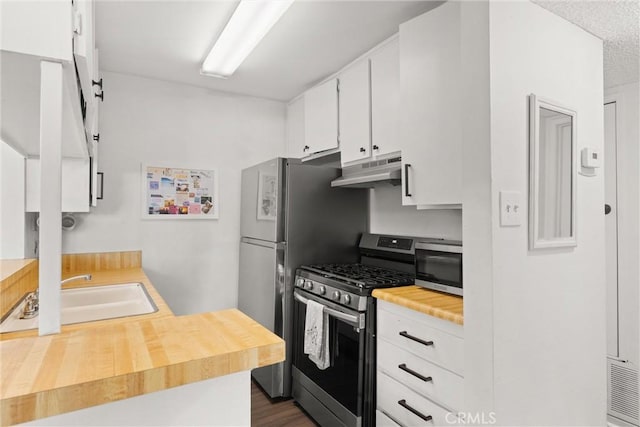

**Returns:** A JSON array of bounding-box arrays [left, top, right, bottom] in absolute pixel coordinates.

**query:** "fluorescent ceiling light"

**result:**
[[202, 0, 294, 78]]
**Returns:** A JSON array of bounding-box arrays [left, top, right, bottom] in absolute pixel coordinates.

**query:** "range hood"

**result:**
[[331, 156, 402, 189]]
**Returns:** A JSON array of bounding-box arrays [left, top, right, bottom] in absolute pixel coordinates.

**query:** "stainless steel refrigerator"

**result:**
[[238, 158, 368, 398]]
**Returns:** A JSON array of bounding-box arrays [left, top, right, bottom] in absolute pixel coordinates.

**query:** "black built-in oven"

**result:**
[[292, 288, 376, 427], [415, 240, 463, 296]]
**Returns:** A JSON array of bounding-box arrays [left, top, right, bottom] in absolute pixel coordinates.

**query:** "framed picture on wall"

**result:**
[[141, 163, 219, 219], [257, 171, 277, 221]]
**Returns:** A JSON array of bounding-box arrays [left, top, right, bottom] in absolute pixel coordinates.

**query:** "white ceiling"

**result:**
[[96, 1, 440, 101], [97, 1, 639, 102], [533, 0, 639, 88]]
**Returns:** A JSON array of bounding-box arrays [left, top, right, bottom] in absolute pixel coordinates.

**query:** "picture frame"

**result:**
[[257, 171, 277, 221], [141, 163, 219, 220]]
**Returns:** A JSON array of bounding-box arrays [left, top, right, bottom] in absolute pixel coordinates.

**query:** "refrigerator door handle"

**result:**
[[241, 237, 285, 250]]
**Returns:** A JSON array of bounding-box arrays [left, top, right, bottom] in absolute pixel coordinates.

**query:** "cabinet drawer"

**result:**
[[378, 372, 457, 426], [378, 307, 464, 374], [378, 338, 463, 410], [376, 409, 401, 427]]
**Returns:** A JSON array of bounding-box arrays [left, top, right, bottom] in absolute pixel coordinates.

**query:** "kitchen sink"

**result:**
[[0, 283, 158, 333]]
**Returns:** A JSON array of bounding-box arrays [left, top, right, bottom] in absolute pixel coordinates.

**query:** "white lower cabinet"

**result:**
[[377, 300, 463, 426], [377, 301, 464, 374], [378, 339, 464, 411], [378, 372, 457, 426], [377, 409, 401, 427]]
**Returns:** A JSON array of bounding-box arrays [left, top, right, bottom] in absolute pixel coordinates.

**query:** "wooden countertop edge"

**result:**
[[2, 340, 284, 425], [0, 259, 37, 283], [372, 286, 464, 326]]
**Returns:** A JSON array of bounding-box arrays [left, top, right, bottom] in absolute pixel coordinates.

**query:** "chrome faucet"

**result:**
[[21, 274, 92, 319], [61, 274, 92, 285]]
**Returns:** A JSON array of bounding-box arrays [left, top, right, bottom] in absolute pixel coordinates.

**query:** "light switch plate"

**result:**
[[500, 191, 522, 227]]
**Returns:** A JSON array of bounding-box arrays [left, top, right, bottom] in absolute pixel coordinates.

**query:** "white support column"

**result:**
[[38, 60, 63, 336], [0, 141, 26, 259]]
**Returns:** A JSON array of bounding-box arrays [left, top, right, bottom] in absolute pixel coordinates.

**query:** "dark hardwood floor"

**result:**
[[252, 381, 318, 427]]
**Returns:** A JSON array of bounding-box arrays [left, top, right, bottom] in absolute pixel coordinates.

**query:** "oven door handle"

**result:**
[[294, 292, 364, 329]]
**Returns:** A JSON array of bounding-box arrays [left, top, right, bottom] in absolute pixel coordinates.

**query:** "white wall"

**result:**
[[605, 82, 639, 367], [460, 0, 494, 416], [486, 3, 605, 425], [0, 140, 26, 259], [62, 72, 286, 315], [369, 186, 461, 239]]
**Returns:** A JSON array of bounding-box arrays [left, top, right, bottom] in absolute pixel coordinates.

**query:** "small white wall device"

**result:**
[[581, 147, 601, 169]]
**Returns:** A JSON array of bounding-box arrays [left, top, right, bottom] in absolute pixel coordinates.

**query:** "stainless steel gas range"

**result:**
[[292, 233, 418, 427]]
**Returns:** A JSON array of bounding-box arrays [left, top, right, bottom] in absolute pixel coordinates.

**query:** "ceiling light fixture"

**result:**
[[201, 0, 294, 78]]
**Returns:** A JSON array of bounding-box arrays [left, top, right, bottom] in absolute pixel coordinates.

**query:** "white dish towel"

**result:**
[[303, 299, 330, 370]]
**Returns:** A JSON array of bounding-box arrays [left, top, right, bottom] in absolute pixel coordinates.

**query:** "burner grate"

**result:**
[[307, 263, 415, 288]]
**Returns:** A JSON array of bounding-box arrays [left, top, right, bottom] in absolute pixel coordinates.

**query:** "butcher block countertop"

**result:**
[[372, 285, 464, 325], [0, 259, 37, 282], [0, 267, 173, 341], [0, 253, 285, 425]]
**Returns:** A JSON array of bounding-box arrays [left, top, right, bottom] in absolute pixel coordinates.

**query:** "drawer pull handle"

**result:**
[[398, 399, 432, 422], [398, 363, 432, 382], [399, 331, 434, 347]]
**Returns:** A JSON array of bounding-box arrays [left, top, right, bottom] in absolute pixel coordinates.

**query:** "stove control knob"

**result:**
[[304, 280, 313, 290], [296, 278, 305, 288], [342, 294, 351, 305], [318, 285, 326, 295], [332, 291, 341, 301]]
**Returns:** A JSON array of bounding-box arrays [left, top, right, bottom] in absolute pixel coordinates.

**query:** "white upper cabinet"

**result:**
[[339, 37, 401, 167], [399, 2, 462, 208], [304, 78, 339, 155], [0, 0, 97, 160], [0, 0, 73, 61], [89, 48, 101, 207], [339, 59, 371, 166], [73, 0, 95, 101], [286, 95, 306, 158], [371, 38, 401, 158], [26, 158, 90, 213]]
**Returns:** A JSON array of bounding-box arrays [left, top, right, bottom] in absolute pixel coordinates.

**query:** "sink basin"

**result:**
[[0, 283, 158, 333]]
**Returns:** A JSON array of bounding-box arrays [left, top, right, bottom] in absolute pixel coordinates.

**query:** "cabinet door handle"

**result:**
[[398, 364, 432, 382], [372, 145, 379, 150], [303, 145, 309, 152], [404, 164, 412, 197], [97, 172, 104, 200], [399, 331, 433, 347], [604, 204, 612, 215], [360, 147, 366, 153], [95, 91, 104, 102], [397, 399, 432, 422], [93, 134, 100, 142], [92, 78, 103, 89]]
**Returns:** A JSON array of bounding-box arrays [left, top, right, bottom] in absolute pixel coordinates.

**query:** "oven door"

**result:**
[[292, 288, 366, 425]]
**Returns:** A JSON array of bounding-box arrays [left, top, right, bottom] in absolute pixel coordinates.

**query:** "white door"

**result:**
[[604, 102, 618, 357], [286, 96, 306, 158], [304, 78, 339, 154], [339, 59, 371, 165], [371, 38, 401, 157], [399, 2, 462, 207]]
